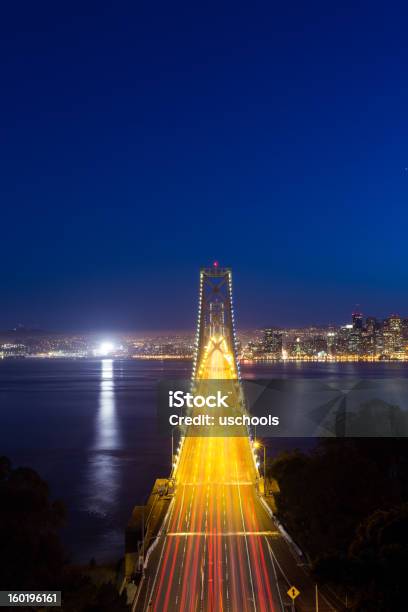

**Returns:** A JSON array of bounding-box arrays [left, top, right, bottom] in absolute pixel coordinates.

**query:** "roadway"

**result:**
[[136, 335, 342, 611], [140, 433, 287, 611]]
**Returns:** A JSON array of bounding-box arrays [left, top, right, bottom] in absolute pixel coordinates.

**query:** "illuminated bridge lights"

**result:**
[[196, 335, 237, 380], [145, 267, 281, 612]]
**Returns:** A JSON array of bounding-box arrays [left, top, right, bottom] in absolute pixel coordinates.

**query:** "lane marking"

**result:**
[[180, 480, 253, 486], [264, 536, 285, 612], [235, 459, 257, 612], [167, 531, 279, 537]]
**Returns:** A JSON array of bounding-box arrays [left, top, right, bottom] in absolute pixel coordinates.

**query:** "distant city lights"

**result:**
[[1, 309, 408, 362]]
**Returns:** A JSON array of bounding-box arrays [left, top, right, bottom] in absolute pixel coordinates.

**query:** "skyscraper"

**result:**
[[352, 311, 363, 330], [262, 328, 283, 358], [383, 314, 403, 357]]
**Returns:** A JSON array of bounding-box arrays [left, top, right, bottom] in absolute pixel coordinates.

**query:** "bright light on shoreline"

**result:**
[[94, 341, 114, 357]]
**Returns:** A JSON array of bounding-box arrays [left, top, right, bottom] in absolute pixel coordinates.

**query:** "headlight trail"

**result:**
[[141, 267, 285, 611]]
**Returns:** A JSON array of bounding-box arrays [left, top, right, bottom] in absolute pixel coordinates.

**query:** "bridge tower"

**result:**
[[192, 263, 240, 381]]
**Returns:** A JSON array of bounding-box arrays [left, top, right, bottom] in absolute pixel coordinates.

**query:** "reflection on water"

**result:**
[[83, 359, 121, 521], [95, 359, 119, 450], [2, 358, 408, 562]]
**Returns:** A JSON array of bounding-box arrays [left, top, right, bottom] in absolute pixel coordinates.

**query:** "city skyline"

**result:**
[[2, 309, 408, 361]]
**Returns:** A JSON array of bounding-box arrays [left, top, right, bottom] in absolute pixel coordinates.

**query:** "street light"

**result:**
[[254, 440, 266, 478], [170, 427, 178, 474], [171, 427, 182, 474]]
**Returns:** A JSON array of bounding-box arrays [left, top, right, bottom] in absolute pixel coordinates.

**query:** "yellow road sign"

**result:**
[[287, 586, 300, 600]]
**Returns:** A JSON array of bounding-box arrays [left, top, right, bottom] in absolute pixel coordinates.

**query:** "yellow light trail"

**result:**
[[143, 325, 283, 611]]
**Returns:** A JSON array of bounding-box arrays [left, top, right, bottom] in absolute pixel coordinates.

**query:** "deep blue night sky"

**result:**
[[2, 1, 408, 331]]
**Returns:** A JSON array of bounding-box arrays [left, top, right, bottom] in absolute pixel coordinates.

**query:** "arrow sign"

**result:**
[[287, 586, 300, 601]]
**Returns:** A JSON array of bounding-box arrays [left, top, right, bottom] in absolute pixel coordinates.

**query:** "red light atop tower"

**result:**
[[213, 261, 219, 267]]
